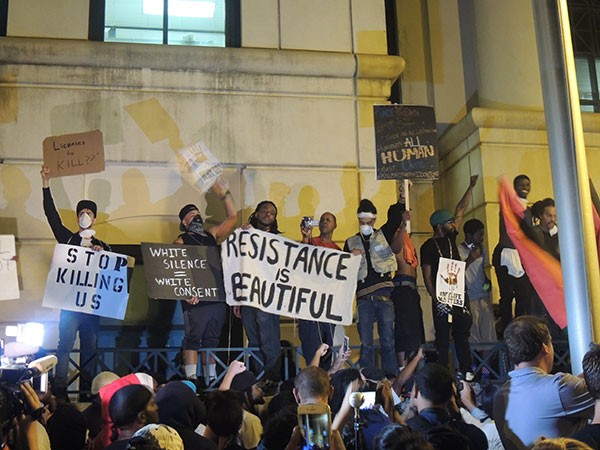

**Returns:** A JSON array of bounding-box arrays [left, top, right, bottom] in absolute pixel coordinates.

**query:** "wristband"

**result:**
[[31, 406, 45, 421]]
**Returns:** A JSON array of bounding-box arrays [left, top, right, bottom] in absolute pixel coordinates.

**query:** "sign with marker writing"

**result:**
[[42, 130, 105, 178], [374, 105, 438, 180], [140, 243, 225, 301], [0, 235, 19, 301], [222, 228, 360, 325], [178, 141, 223, 192], [436, 257, 466, 308], [42, 244, 133, 319]]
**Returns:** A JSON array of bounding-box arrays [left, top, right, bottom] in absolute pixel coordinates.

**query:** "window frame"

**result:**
[[88, 0, 240, 48]]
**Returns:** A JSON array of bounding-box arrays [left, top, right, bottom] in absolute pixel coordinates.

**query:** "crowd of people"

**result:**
[[4, 167, 595, 449], [5, 319, 600, 450]]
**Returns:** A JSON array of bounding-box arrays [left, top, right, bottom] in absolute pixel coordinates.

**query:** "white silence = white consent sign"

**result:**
[[222, 228, 360, 326], [42, 244, 132, 320]]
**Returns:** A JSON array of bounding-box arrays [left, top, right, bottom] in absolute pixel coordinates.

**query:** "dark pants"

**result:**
[[494, 263, 534, 329], [55, 310, 100, 390], [298, 320, 334, 367], [241, 306, 282, 381], [181, 301, 227, 350], [432, 300, 473, 374], [391, 282, 425, 355]]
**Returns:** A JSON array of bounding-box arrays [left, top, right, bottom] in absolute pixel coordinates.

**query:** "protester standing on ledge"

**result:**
[[233, 200, 283, 381], [175, 177, 238, 385], [344, 198, 402, 377], [420, 175, 478, 375], [298, 212, 340, 367], [41, 165, 110, 402]]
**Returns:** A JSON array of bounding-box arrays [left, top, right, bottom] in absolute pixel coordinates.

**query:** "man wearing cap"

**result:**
[[420, 175, 478, 374], [41, 165, 111, 401], [175, 177, 238, 384], [344, 199, 402, 377]]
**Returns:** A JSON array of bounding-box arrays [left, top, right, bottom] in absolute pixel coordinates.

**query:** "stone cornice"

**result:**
[[439, 107, 600, 154], [0, 37, 404, 83]]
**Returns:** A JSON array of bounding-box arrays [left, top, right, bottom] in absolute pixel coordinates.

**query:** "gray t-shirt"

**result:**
[[493, 367, 593, 450]]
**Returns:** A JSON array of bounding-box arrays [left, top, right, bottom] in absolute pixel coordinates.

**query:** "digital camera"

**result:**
[[301, 216, 320, 229]]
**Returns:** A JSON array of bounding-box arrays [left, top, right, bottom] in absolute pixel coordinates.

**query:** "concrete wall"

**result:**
[[0, 1, 402, 352]]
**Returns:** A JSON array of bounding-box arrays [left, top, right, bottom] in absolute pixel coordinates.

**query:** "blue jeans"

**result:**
[[241, 306, 282, 381], [55, 310, 100, 389], [357, 295, 397, 376]]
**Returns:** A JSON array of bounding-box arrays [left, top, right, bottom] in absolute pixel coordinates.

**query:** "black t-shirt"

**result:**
[[573, 423, 600, 449], [420, 231, 461, 287]]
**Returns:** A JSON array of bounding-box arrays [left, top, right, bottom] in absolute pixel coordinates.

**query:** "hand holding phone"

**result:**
[[298, 403, 331, 450]]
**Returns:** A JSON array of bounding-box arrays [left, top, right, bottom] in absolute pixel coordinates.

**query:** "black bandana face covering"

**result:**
[[187, 215, 205, 235]]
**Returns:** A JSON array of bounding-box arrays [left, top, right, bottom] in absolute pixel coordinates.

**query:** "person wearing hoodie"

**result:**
[[155, 380, 217, 450]]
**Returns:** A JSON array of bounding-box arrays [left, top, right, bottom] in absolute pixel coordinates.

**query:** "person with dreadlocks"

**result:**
[[175, 177, 238, 384], [233, 200, 283, 381]]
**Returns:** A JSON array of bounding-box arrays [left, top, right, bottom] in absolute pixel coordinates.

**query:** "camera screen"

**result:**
[[360, 391, 376, 410], [300, 413, 330, 450]]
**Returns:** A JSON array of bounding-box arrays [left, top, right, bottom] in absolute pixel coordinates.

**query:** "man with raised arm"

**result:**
[[175, 177, 238, 384], [41, 165, 110, 402], [420, 175, 478, 375]]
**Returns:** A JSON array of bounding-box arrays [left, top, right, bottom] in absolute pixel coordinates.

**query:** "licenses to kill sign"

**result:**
[[42, 244, 134, 320], [140, 243, 225, 301]]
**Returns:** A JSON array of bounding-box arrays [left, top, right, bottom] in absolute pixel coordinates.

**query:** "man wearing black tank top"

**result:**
[[175, 177, 238, 384], [420, 175, 478, 374]]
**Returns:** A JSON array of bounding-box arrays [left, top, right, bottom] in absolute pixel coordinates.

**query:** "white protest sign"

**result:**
[[436, 257, 466, 307], [222, 228, 360, 326], [178, 141, 223, 192], [0, 235, 19, 300], [42, 244, 132, 319]]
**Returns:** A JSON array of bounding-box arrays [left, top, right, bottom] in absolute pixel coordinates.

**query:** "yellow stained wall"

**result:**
[[0, 1, 402, 354]]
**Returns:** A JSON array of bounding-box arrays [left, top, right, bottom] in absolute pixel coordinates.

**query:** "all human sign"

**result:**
[[374, 105, 438, 180]]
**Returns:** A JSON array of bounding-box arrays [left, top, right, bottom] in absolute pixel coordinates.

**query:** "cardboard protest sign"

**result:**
[[42, 244, 133, 319], [436, 257, 466, 308], [43, 130, 105, 178], [140, 243, 225, 301], [374, 105, 438, 180], [178, 141, 223, 192], [0, 235, 19, 300], [222, 228, 360, 325]]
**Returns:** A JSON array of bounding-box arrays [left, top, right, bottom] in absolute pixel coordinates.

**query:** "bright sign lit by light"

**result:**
[[5, 322, 45, 347], [143, 0, 216, 18]]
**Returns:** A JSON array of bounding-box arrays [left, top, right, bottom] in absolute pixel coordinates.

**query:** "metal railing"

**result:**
[[61, 340, 571, 396]]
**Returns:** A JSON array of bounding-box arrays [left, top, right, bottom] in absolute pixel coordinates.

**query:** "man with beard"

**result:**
[[420, 175, 478, 374], [175, 177, 238, 383], [233, 201, 283, 381], [299, 212, 340, 366]]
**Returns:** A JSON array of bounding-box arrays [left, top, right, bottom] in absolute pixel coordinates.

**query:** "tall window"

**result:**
[[569, 0, 600, 112], [89, 0, 240, 47]]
